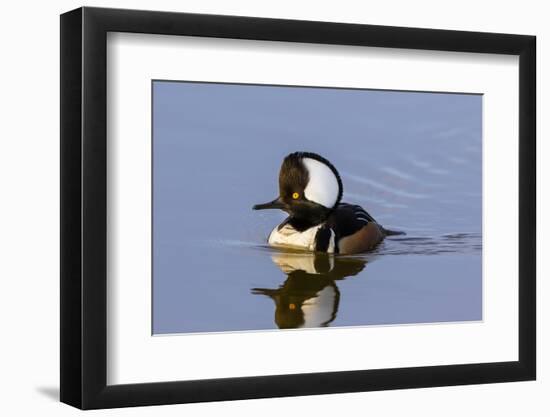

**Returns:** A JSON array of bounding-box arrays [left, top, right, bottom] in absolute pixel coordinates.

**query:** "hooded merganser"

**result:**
[[253, 151, 403, 254]]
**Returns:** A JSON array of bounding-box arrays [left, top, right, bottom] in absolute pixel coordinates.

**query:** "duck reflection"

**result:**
[[252, 252, 368, 329]]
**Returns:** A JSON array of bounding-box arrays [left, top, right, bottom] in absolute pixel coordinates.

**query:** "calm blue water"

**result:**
[[152, 81, 482, 334]]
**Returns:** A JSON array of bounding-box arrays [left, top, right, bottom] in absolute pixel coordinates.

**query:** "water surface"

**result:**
[[152, 81, 482, 334]]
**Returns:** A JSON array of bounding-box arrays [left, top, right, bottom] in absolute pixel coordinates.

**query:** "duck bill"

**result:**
[[253, 197, 285, 211]]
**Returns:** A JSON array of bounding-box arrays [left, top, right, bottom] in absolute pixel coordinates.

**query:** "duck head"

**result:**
[[253, 152, 343, 230]]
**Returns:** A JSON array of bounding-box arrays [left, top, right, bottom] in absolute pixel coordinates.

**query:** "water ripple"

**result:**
[[376, 232, 481, 256], [379, 166, 414, 181], [341, 172, 428, 199], [208, 232, 481, 258]]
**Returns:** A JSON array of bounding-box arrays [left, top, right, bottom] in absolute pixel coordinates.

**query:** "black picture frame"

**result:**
[[60, 6, 536, 410]]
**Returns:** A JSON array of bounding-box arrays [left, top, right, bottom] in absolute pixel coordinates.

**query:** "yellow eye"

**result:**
[[292, 192, 300, 200]]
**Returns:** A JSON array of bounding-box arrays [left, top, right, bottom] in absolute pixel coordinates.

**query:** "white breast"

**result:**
[[268, 223, 335, 253]]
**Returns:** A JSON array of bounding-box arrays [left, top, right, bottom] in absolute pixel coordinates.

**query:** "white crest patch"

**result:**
[[303, 157, 340, 208]]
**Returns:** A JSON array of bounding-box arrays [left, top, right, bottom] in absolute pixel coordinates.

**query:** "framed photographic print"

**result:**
[[60, 6, 536, 409]]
